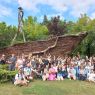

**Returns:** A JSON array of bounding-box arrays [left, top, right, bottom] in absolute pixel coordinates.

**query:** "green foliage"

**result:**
[[0, 15, 95, 56], [23, 16, 48, 41], [66, 14, 95, 56], [0, 64, 17, 83], [0, 16, 48, 48], [0, 64, 9, 70], [42, 16, 68, 36], [0, 22, 17, 48]]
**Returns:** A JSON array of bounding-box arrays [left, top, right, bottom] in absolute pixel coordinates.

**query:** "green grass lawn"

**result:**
[[0, 79, 95, 95]]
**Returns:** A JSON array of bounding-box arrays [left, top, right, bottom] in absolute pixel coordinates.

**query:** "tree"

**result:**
[[70, 14, 95, 56], [43, 15, 49, 25], [43, 15, 68, 36], [0, 22, 17, 48], [23, 16, 48, 41]]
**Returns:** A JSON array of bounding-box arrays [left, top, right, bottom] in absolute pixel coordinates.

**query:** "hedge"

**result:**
[[0, 64, 17, 83]]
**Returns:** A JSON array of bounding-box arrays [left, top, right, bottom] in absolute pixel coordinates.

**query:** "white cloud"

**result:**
[[69, 0, 95, 17], [0, 0, 17, 18], [0, 0, 95, 20], [0, 0, 16, 4], [18, 0, 32, 10], [0, 5, 12, 17], [17, 0, 95, 18], [43, 0, 67, 12], [17, 0, 68, 13]]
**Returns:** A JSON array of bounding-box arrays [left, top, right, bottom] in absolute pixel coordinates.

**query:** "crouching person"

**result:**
[[78, 66, 86, 81], [24, 64, 33, 81], [67, 66, 76, 80], [88, 71, 95, 82], [42, 65, 49, 81], [57, 65, 64, 80], [14, 68, 29, 86]]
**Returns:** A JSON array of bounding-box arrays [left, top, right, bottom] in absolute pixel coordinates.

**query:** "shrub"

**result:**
[[0, 64, 17, 83]]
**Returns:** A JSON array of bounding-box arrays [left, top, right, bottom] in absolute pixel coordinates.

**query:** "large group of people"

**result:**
[[0, 53, 95, 86]]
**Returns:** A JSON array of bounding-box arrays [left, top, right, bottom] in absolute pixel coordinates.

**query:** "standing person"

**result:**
[[30, 56, 37, 69], [8, 54, 17, 71], [15, 56, 24, 70], [47, 53, 52, 64], [0, 54, 6, 65], [42, 57, 49, 66], [57, 56, 62, 65]]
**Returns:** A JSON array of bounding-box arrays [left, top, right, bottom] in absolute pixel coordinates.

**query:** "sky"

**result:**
[[0, 0, 95, 26]]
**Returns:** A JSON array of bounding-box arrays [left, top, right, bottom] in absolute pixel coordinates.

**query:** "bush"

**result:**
[[0, 64, 9, 70], [0, 64, 17, 83]]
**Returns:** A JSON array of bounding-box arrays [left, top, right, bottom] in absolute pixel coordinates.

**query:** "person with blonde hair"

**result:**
[[14, 68, 29, 86], [42, 65, 49, 81]]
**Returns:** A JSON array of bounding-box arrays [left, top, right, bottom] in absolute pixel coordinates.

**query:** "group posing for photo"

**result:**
[[0, 53, 95, 86]]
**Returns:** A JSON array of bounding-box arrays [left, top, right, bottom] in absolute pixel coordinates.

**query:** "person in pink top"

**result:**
[[48, 64, 56, 80]]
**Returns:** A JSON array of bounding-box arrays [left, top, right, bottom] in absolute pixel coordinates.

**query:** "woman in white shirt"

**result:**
[[14, 68, 28, 86]]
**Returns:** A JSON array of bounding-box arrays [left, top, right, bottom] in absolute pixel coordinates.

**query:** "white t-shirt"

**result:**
[[15, 73, 25, 80], [88, 73, 95, 81]]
